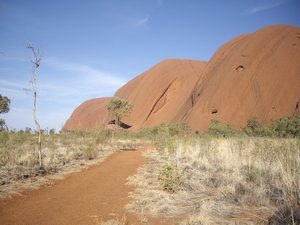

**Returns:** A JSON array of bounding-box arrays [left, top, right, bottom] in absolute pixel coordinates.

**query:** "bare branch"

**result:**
[[27, 42, 41, 68]]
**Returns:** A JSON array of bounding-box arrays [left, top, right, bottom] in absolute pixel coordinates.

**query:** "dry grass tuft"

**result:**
[[127, 137, 300, 224]]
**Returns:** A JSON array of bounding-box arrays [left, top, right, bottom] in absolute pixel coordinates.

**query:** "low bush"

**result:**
[[241, 115, 300, 138], [136, 122, 191, 150], [272, 115, 300, 138], [82, 143, 97, 160], [158, 163, 184, 192], [205, 120, 239, 137], [243, 117, 275, 137]]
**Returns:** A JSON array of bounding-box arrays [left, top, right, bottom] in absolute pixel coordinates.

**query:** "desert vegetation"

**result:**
[[107, 97, 133, 127], [125, 117, 300, 224], [0, 129, 143, 198], [0, 115, 299, 224], [0, 94, 10, 131]]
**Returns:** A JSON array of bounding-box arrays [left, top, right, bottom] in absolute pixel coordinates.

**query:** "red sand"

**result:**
[[0, 150, 176, 225]]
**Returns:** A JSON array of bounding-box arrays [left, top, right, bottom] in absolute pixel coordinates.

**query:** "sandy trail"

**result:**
[[0, 150, 168, 225]]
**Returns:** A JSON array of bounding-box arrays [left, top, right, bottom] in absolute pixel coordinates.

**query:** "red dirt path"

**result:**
[[0, 150, 173, 225]]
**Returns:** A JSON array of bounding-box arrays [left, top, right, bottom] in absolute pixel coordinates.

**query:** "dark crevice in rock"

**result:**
[[191, 90, 197, 107], [295, 100, 300, 115], [145, 79, 176, 121], [211, 109, 218, 114]]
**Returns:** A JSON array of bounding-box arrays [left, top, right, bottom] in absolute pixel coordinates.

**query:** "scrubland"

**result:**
[[127, 137, 299, 224], [0, 116, 299, 224], [125, 117, 300, 224], [0, 129, 143, 198]]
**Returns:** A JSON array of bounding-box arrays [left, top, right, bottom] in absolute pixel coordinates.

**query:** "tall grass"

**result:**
[[127, 137, 300, 224]]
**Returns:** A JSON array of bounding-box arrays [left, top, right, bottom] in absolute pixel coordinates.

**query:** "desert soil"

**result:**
[[0, 150, 174, 225]]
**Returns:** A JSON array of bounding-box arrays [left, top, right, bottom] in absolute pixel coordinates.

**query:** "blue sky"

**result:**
[[0, 0, 299, 131]]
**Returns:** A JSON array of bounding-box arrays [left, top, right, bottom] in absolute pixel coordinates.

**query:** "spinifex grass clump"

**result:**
[[82, 143, 97, 160], [158, 163, 185, 192], [127, 137, 300, 224]]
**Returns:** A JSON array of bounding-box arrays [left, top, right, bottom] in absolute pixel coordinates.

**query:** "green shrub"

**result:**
[[169, 123, 191, 137], [158, 163, 184, 192], [205, 120, 239, 137], [243, 117, 275, 137], [136, 122, 190, 150], [272, 116, 300, 138], [139, 122, 190, 138]]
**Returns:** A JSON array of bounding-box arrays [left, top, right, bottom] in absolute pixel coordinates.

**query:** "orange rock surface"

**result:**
[[114, 59, 207, 130], [185, 24, 300, 130], [64, 24, 300, 132], [63, 97, 111, 131]]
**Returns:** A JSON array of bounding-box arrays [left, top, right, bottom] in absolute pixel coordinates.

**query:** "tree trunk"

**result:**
[[28, 43, 43, 168], [33, 68, 42, 168]]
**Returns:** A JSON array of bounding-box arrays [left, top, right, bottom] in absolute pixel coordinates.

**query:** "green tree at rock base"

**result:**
[[107, 97, 133, 127]]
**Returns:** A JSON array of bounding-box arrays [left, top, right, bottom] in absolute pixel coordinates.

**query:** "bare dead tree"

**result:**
[[27, 42, 43, 168]]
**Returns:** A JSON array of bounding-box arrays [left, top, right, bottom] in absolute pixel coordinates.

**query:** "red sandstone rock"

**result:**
[[64, 24, 300, 132], [114, 59, 207, 130], [63, 98, 111, 131], [185, 24, 300, 130]]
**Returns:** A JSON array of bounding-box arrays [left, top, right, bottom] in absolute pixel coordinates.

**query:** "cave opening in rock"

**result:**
[[108, 120, 132, 129], [235, 65, 245, 72], [211, 109, 218, 114]]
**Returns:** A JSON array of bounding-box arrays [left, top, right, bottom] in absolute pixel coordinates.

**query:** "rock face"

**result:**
[[115, 59, 207, 130], [184, 24, 300, 130], [63, 24, 300, 132], [63, 98, 111, 131], [63, 59, 206, 131]]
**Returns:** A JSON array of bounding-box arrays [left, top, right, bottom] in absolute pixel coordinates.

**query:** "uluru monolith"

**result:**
[[63, 24, 300, 132]]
